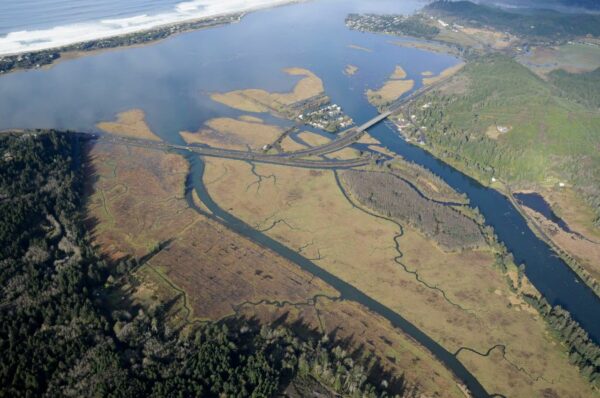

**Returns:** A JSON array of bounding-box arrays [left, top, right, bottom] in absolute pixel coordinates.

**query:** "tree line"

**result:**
[[522, 294, 600, 387], [0, 131, 400, 397]]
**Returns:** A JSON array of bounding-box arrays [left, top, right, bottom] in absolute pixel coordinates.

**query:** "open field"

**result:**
[[83, 133, 472, 397], [432, 25, 516, 51], [517, 43, 600, 76], [148, 217, 338, 320], [422, 63, 465, 86], [85, 142, 193, 260], [391, 39, 459, 56], [297, 131, 330, 147], [180, 116, 283, 150], [279, 136, 307, 152], [86, 140, 337, 319], [96, 109, 161, 141], [202, 156, 597, 398], [281, 131, 360, 159], [325, 147, 361, 160], [543, 188, 600, 241], [366, 65, 414, 109], [211, 67, 326, 118]]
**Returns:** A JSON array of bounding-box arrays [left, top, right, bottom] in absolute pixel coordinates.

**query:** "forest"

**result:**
[[549, 67, 600, 110], [345, 14, 440, 40], [0, 131, 397, 397], [426, 0, 600, 40], [406, 54, 600, 228], [522, 294, 600, 386]]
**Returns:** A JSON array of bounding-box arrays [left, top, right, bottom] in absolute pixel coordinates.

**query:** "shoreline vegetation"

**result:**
[[0, 14, 243, 75], [508, 189, 600, 298], [396, 53, 600, 302], [0, 130, 402, 397], [344, 3, 600, 390], [82, 123, 467, 397]]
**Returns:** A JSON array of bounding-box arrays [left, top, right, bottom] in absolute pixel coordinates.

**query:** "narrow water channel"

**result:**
[[368, 121, 600, 343], [182, 152, 493, 398]]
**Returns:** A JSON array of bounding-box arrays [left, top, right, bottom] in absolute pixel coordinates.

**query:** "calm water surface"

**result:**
[[0, 0, 598, 347]]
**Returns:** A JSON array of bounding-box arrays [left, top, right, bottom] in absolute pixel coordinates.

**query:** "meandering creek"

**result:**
[[1, 0, 599, 394]]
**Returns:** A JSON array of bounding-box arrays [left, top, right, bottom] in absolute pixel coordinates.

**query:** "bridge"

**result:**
[[95, 83, 429, 169], [99, 135, 375, 169]]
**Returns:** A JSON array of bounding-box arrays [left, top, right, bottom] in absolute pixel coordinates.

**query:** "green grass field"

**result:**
[[409, 54, 600, 224]]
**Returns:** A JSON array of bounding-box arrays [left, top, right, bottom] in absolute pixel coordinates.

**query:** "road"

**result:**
[[282, 110, 392, 158], [94, 81, 433, 169], [99, 135, 374, 169]]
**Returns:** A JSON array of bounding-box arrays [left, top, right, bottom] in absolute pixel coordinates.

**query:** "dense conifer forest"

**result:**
[[0, 131, 396, 397]]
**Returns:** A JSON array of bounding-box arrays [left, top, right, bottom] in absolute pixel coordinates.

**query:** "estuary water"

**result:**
[[0, 0, 598, 370]]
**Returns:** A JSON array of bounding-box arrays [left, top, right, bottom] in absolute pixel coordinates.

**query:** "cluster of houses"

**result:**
[[394, 113, 427, 145], [299, 104, 354, 132], [427, 15, 463, 33]]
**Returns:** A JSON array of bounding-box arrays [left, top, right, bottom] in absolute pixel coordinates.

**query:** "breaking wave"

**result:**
[[0, 0, 293, 56]]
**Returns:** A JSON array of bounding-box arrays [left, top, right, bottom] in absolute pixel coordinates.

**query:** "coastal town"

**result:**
[[298, 103, 354, 132]]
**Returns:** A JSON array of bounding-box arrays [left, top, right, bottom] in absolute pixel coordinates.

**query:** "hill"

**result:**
[[401, 54, 600, 227], [426, 1, 600, 40]]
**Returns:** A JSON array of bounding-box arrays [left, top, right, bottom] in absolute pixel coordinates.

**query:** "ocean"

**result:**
[[0, 0, 295, 55]]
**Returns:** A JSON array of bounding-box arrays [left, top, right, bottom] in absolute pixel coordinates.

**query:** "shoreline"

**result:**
[[0, 14, 241, 75], [0, 0, 302, 76], [394, 103, 600, 299], [507, 188, 600, 298]]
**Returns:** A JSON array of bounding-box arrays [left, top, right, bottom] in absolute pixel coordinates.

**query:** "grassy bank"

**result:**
[[402, 54, 600, 226]]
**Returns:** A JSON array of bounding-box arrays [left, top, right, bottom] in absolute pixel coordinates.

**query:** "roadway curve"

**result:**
[[96, 74, 440, 168], [98, 134, 374, 169]]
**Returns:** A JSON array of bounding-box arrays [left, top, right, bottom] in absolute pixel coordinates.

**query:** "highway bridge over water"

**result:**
[[95, 84, 429, 169]]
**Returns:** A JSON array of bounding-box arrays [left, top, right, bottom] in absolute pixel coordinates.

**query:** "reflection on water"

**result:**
[[514, 192, 572, 232]]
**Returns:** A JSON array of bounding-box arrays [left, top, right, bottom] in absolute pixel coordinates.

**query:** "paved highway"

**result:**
[[282, 110, 392, 158], [99, 135, 374, 169], [94, 84, 432, 168]]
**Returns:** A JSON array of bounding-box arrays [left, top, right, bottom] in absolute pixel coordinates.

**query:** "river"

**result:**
[[0, 0, 599, 394]]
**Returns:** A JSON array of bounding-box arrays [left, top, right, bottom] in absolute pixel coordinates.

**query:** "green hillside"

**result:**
[[426, 1, 600, 40], [408, 54, 600, 225], [549, 67, 600, 110]]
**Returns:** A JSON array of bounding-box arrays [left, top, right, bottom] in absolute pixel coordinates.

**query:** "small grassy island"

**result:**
[[211, 67, 354, 133], [366, 65, 414, 110]]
